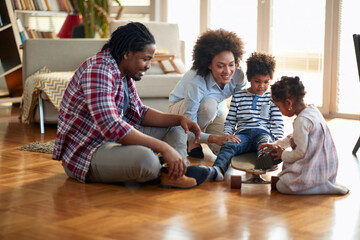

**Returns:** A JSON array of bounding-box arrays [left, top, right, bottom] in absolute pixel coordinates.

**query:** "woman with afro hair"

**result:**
[[169, 29, 246, 158]]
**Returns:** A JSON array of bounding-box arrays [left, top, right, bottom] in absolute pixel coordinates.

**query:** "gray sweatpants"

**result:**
[[168, 97, 228, 155], [63, 125, 187, 183]]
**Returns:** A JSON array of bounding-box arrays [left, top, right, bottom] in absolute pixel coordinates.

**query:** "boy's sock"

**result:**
[[204, 166, 224, 181]]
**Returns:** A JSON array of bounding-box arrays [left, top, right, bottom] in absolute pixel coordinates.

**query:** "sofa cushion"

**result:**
[[135, 74, 183, 98], [110, 20, 182, 59]]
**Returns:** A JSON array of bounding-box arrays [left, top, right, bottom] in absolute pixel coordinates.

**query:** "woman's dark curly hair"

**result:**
[[246, 52, 276, 80], [191, 29, 245, 78], [271, 76, 306, 105], [102, 22, 155, 65]]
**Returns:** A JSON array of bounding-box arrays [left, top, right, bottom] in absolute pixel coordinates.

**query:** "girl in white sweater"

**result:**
[[259, 76, 349, 195]]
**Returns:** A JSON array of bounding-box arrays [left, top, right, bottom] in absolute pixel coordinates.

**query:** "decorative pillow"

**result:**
[[35, 71, 74, 110], [33, 66, 52, 75], [22, 66, 74, 123]]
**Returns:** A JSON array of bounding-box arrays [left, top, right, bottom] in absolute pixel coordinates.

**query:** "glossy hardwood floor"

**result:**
[[0, 103, 359, 240]]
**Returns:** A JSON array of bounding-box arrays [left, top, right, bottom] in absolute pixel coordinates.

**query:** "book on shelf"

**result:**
[[15, 0, 22, 10], [29, 0, 37, 10], [21, 0, 30, 10], [36, 0, 47, 11], [26, 28, 37, 38], [11, 0, 20, 10], [48, 0, 60, 11], [26, 28, 56, 39], [43, 0, 51, 11], [31, 0, 39, 10], [12, 0, 73, 12], [19, 0, 26, 10], [12, 0, 27, 10], [40, 31, 56, 38], [57, 0, 72, 12], [16, 18, 29, 43], [12, 0, 65, 17]]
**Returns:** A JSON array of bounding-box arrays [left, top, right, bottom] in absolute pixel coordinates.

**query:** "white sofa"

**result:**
[[22, 21, 186, 133], [109, 20, 186, 112]]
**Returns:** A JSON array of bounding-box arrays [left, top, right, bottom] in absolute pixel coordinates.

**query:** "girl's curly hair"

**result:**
[[246, 52, 276, 80], [191, 29, 245, 78], [271, 76, 306, 105]]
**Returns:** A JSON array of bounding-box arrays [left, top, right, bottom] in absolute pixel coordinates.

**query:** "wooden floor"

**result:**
[[0, 103, 359, 240]]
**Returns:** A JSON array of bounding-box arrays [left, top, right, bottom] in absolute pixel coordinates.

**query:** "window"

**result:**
[[28, 15, 67, 34], [111, 0, 150, 21], [210, 0, 258, 63], [163, 0, 359, 118], [337, 0, 360, 115], [167, 0, 200, 68], [272, 0, 326, 107]]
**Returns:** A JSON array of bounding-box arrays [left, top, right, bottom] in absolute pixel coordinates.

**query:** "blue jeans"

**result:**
[[213, 128, 273, 174]]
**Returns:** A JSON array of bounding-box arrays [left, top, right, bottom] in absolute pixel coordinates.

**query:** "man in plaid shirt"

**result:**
[[53, 22, 205, 189]]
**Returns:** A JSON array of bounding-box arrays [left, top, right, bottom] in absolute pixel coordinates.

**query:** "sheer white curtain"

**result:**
[[209, 0, 258, 65], [167, 0, 200, 69], [337, 0, 360, 115], [272, 0, 326, 107], [164, 0, 359, 117]]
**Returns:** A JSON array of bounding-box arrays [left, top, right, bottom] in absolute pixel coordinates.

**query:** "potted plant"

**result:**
[[72, 0, 123, 38]]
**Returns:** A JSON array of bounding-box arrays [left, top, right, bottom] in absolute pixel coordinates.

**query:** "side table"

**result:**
[[151, 54, 181, 74]]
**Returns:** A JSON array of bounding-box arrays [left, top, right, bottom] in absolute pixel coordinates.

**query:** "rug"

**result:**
[[17, 140, 55, 154]]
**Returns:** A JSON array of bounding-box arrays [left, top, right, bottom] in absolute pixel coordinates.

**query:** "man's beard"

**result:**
[[132, 76, 142, 81]]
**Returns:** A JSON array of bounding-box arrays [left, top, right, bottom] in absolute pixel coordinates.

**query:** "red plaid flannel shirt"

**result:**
[[52, 49, 149, 183]]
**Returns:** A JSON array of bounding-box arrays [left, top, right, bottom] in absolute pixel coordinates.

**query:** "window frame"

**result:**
[[158, 0, 358, 119]]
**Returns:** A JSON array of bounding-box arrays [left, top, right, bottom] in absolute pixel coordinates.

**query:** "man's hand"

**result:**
[[180, 116, 201, 143], [209, 134, 241, 146], [161, 145, 187, 179]]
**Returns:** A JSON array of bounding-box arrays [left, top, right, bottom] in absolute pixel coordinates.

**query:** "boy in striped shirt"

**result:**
[[206, 52, 284, 181]]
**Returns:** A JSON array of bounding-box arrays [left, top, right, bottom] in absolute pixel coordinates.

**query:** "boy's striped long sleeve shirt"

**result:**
[[224, 89, 284, 140]]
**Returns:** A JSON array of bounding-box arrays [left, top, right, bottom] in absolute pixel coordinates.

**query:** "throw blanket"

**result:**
[[22, 66, 74, 123]]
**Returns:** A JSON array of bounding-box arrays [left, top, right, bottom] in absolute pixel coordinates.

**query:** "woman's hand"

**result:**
[[209, 134, 241, 146]]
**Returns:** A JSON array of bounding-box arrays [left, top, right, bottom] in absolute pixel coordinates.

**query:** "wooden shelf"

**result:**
[[15, 10, 68, 16], [0, 0, 23, 102], [0, 23, 12, 32]]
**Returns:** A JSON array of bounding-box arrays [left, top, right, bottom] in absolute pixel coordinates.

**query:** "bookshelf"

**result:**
[[15, 10, 67, 39], [14, 0, 71, 39], [0, 0, 71, 103], [0, 0, 23, 103]]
